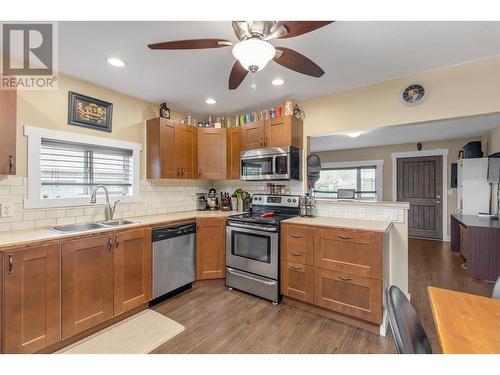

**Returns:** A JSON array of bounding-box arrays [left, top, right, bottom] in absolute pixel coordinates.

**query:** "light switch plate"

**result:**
[[0, 203, 14, 217]]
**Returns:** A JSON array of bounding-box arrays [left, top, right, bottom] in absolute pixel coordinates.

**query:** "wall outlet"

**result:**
[[0, 203, 14, 217]]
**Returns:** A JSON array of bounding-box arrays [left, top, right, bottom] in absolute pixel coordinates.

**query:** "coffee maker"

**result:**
[[196, 193, 207, 211]]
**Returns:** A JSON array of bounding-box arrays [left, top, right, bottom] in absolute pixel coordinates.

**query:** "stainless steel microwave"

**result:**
[[240, 146, 301, 181]]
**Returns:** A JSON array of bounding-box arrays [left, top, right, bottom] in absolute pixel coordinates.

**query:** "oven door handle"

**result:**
[[227, 267, 277, 285], [228, 222, 278, 232]]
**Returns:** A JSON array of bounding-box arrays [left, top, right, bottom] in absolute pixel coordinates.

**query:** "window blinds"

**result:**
[[40, 138, 133, 198]]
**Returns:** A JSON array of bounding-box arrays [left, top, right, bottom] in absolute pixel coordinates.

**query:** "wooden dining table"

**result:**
[[428, 286, 500, 354]]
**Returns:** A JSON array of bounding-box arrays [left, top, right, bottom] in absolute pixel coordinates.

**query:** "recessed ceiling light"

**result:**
[[205, 98, 216, 105], [106, 57, 126, 67], [272, 78, 285, 86], [346, 131, 366, 138]]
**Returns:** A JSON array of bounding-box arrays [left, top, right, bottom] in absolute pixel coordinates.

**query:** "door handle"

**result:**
[[337, 275, 352, 282], [8, 254, 13, 274], [114, 236, 119, 249], [338, 235, 352, 240], [8, 155, 14, 174], [290, 265, 303, 271], [177, 168, 180, 177], [290, 234, 302, 239], [291, 252, 302, 256], [260, 137, 264, 147], [108, 237, 113, 251]]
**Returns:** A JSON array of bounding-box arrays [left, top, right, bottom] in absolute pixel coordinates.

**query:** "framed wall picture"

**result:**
[[68, 91, 113, 132]]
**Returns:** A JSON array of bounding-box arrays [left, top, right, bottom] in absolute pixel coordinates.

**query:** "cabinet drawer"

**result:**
[[313, 268, 382, 324], [281, 261, 314, 304], [281, 224, 313, 265], [314, 228, 383, 279]]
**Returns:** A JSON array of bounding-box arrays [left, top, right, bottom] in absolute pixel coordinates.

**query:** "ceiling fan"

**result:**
[[148, 21, 333, 90]]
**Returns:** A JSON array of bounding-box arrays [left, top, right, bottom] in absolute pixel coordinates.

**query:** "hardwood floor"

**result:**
[[150, 238, 494, 354]]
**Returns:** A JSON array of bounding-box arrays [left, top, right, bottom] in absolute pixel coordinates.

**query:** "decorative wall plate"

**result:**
[[401, 83, 426, 105]]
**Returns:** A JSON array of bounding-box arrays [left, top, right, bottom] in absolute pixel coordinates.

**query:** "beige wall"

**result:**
[[302, 56, 500, 138], [15, 73, 185, 178], [316, 136, 485, 234]]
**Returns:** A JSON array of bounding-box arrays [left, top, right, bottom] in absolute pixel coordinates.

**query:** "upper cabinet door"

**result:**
[[3, 244, 61, 353], [61, 234, 114, 339], [198, 128, 227, 180], [0, 86, 16, 175], [175, 125, 197, 179], [241, 121, 265, 150], [265, 116, 303, 149], [113, 228, 152, 315], [227, 127, 241, 179], [146, 118, 177, 179]]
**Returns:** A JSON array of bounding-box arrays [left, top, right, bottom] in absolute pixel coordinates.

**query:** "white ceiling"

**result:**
[[309, 112, 500, 152], [54, 21, 500, 116]]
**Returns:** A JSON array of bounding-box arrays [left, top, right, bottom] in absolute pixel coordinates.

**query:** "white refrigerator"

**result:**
[[457, 158, 490, 215]]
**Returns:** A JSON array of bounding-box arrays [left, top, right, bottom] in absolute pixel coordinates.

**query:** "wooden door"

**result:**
[[241, 121, 265, 150], [160, 119, 178, 178], [196, 218, 226, 279], [0, 86, 16, 175], [198, 128, 227, 179], [227, 127, 241, 179], [265, 117, 290, 148], [113, 228, 152, 315], [281, 261, 314, 303], [397, 156, 443, 239], [313, 268, 382, 324], [3, 244, 60, 353], [61, 234, 114, 339]]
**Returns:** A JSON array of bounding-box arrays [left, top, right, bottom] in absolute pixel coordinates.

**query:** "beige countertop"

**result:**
[[282, 216, 392, 233], [0, 210, 237, 249]]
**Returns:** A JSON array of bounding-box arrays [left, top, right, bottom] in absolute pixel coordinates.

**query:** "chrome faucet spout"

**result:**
[[90, 185, 118, 221]]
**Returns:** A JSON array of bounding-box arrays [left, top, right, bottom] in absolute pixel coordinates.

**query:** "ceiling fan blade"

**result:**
[[229, 60, 248, 90], [276, 21, 333, 39], [232, 21, 251, 40], [148, 39, 232, 50], [273, 47, 325, 77]]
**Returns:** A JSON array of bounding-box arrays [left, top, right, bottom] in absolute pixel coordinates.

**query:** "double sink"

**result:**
[[51, 220, 139, 233]]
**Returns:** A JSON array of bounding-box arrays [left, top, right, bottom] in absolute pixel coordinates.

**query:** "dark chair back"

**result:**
[[385, 285, 432, 354], [493, 276, 500, 300]]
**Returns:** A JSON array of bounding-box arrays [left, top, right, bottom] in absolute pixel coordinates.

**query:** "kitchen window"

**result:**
[[314, 160, 383, 200], [25, 126, 141, 208]]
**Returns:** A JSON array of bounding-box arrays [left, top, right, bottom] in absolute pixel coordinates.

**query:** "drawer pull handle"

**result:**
[[290, 266, 303, 271], [8, 254, 13, 274], [338, 235, 352, 240], [291, 252, 302, 256], [337, 276, 352, 282], [290, 234, 302, 239]]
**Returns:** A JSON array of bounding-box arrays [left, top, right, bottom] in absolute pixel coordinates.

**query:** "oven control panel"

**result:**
[[252, 194, 300, 208]]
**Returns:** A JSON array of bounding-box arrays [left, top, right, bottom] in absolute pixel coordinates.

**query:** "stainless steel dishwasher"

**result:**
[[152, 222, 196, 301]]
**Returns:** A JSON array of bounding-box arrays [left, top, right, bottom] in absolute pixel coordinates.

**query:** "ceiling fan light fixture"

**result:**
[[232, 38, 276, 72]]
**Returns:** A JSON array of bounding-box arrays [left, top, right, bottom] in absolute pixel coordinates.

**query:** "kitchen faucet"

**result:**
[[90, 185, 119, 221]]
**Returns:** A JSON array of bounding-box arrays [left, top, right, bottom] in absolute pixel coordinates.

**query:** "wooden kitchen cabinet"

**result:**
[[241, 116, 303, 151], [2, 243, 61, 353], [241, 120, 265, 150], [61, 234, 114, 339], [281, 224, 314, 265], [147, 118, 197, 179], [313, 268, 382, 324], [198, 128, 227, 180], [226, 126, 241, 179], [281, 261, 314, 304], [0, 86, 17, 175], [196, 218, 226, 279], [113, 228, 152, 315]]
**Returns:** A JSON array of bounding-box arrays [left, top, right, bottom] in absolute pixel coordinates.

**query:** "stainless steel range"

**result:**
[[226, 194, 300, 304]]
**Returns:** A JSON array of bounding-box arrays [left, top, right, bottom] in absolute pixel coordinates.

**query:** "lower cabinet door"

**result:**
[[196, 218, 226, 280], [313, 268, 382, 324], [61, 234, 114, 339], [281, 261, 314, 304], [113, 228, 152, 315], [3, 244, 61, 353]]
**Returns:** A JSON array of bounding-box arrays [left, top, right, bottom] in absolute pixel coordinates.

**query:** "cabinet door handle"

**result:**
[[265, 137, 268, 147], [338, 235, 352, 240], [108, 237, 113, 251], [260, 137, 263, 147], [177, 168, 180, 177], [115, 236, 119, 249], [290, 265, 303, 271], [290, 234, 302, 239], [8, 254, 13, 274], [337, 276, 352, 282], [198, 170, 201, 177], [291, 252, 302, 256], [8, 155, 14, 174], [182, 168, 185, 177]]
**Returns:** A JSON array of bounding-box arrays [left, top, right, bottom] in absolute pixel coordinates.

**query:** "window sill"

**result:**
[[24, 195, 142, 209]]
